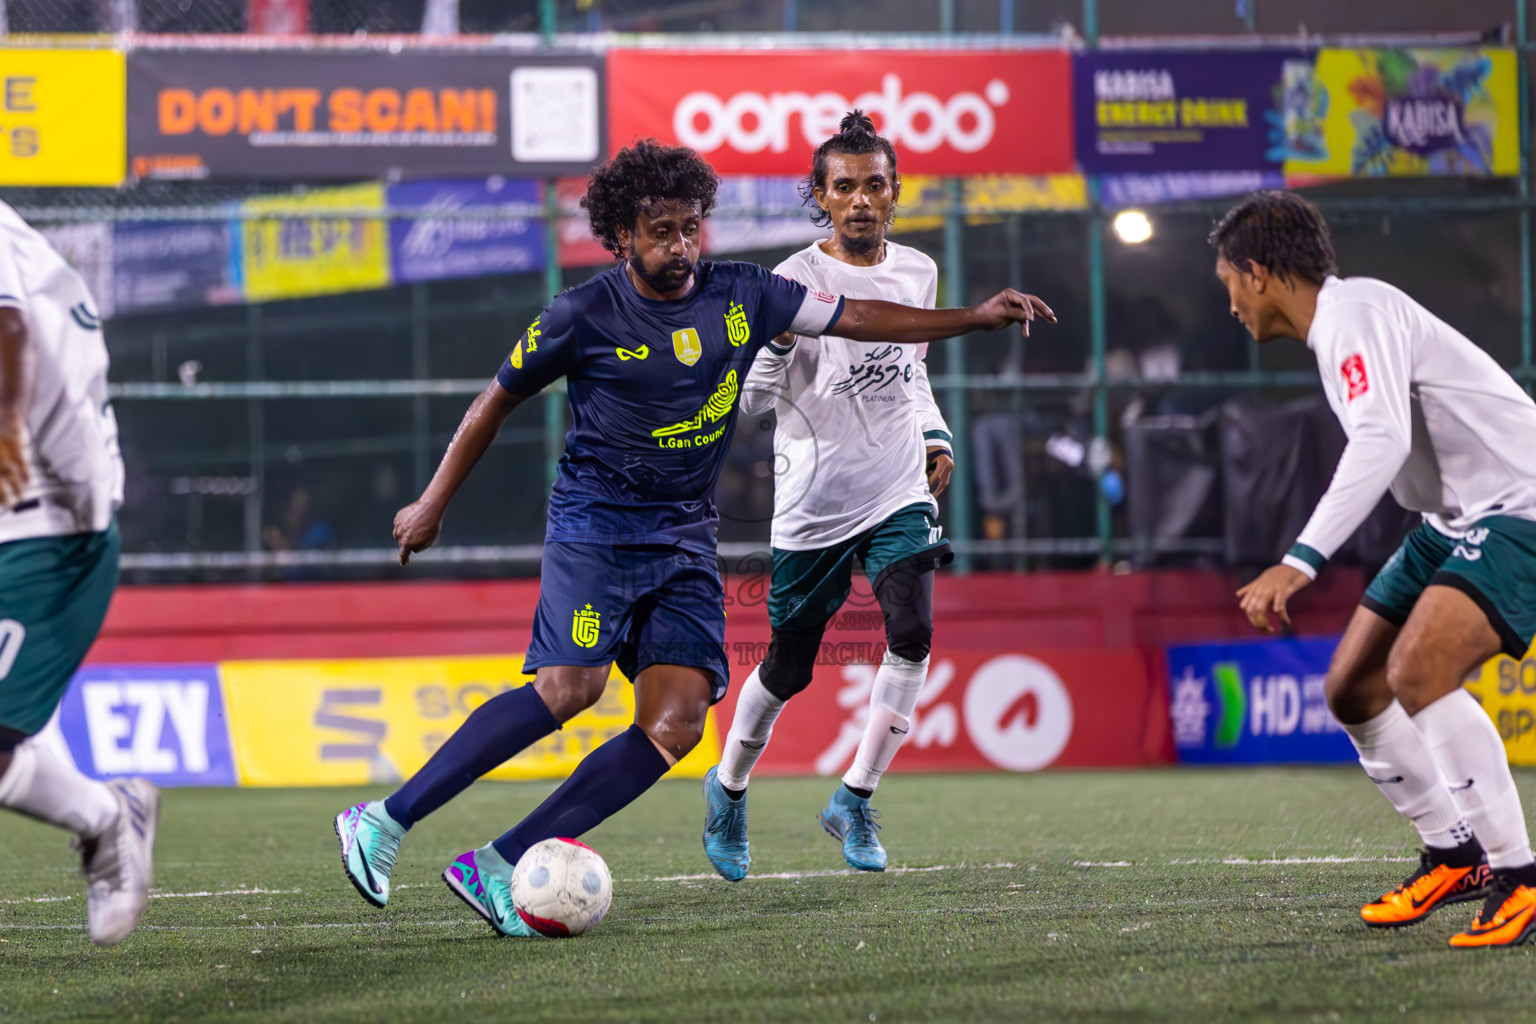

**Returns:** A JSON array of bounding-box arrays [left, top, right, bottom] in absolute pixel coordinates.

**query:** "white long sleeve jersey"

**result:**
[[1282, 274, 1536, 579], [743, 240, 952, 551], [0, 200, 123, 544]]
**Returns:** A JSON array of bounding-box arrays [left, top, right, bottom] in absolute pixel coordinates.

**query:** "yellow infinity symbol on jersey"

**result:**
[[616, 345, 650, 361]]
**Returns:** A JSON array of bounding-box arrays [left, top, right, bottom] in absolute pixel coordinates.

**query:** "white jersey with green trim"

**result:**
[[0, 200, 122, 544], [1281, 274, 1536, 579], [742, 239, 951, 552]]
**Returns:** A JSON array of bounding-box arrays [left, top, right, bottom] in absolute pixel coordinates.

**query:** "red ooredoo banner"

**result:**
[[607, 49, 1074, 176]]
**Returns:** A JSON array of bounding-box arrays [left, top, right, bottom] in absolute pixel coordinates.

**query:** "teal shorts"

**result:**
[[0, 522, 119, 742], [767, 503, 952, 634], [1363, 516, 1536, 659]]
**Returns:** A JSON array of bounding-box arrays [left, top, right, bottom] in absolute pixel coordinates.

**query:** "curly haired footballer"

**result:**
[[581, 139, 721, 258], [1208, 190, 1339, 285]]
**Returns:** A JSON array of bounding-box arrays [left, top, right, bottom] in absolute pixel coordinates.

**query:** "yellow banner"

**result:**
[[1465, 648, 1536, 767], [0, 49, 125, 186], [221, 655, 720, 787], [895, 173, 1088, 232], [240, 183, 391, 302], [1283, 48, 1518, 180]]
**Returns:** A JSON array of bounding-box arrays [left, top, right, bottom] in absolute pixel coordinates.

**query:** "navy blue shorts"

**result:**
[[525, 542, 730, 703]]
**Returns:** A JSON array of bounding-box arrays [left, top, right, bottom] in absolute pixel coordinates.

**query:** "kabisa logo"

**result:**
[[572, 604, 601, 649], [673, 74, 1011, 156], [725, 301, 751, 347], [1384, 94, 1466, 155]]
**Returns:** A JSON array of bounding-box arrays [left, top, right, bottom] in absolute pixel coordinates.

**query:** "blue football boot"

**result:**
[[701, 766, 750, 882], [818, 784, 887, 872]]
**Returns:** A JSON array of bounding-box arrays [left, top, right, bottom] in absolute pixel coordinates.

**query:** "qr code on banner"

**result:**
[[510, 66, 601, 163]]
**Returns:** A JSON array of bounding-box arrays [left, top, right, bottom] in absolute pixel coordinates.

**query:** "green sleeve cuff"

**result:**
[[1285, 543, 1326, 573], [923, 429, 953, 445]]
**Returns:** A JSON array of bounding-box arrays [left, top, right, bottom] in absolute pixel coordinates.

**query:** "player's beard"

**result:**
[[630, 252, 695, 295], [837, 218, 883, 258]]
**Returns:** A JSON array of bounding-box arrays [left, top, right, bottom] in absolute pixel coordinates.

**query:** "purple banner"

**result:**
[[1074, 50, 1308, 173], [1099, 171, 1285, 208], [54, 664, 237, 787], [386, 178, 545, 285]]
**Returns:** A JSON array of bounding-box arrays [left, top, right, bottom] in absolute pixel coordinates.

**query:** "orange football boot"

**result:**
[[1360, 851, 1491, 928], [1449, 874, 1536, 948]]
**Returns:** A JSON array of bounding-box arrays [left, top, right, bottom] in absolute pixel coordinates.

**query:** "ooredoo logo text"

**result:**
[[673, 75, 1013, 156]]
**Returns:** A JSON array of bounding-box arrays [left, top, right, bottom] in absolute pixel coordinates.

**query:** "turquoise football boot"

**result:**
[[442, 846, 539, 937], [701, 765, 750, 882], [333, 801, 406, 908], [818, 784, 887, 872]]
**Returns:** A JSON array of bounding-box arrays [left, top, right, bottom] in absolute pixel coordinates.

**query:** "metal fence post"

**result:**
[[1520, 0, 1532, 393], [943, 177, 973, 572], [1088, 192, 1112, 566]]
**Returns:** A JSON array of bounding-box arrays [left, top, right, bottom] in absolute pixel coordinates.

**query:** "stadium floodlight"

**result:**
[[1113, 209, 1154, 244]]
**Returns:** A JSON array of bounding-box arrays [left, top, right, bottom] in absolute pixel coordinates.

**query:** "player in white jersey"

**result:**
[[1212, 191, 1536, 948], [702, 112, 959, 878], [0, 200, 158, 946]]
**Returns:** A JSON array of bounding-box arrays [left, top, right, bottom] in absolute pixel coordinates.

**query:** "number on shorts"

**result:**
[[0, 619, 24, 680]]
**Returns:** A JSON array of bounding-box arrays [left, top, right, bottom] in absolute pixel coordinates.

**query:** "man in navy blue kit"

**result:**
[[332, 140, 1054, 936]]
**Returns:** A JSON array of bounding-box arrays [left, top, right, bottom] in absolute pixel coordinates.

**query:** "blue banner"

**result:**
[[55, 664, 238, 787], [1074, 50, 1308, 173], [386, 178, 545, 285], [1099, 170, 1284, 208], [112, 220, 238, 315], [1167, 637, 1355, 764]]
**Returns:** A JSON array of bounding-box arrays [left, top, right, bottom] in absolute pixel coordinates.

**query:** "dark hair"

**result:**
[[798, 110, 899, 228], [581, 139, 720, 258], [1208, 190, 1339, 285]]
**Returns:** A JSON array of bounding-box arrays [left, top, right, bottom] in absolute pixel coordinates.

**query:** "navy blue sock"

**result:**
[[491, 724, 669, 865], [383, 685, 558, 829]]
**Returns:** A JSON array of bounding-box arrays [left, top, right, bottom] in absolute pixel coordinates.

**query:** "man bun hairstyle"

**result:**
[[799, 109, 900, 228], [1208, 190, 1339, 286], [582, 139, 721, 258]]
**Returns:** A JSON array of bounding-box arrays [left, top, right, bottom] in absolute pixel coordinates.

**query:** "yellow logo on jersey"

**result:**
[[672, 327, 702, 366], [509, 338, 523, 369], [725, 302, 750, 347], [617, 345, 650, 361], [652, 371, 738, 446], [525, 318, 542, 353], [572, 604, 601, 648]]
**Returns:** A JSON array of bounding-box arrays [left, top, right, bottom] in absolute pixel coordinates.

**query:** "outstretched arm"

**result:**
[[832, 289, 1056, 344], [0, 307, 32, 508], [395, 380, 526, 564]]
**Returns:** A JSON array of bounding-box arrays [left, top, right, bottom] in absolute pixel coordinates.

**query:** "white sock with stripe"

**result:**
[[842, 652, 928, 794], [1415, 689, 1534, 870], [716, 665, 784, 791], [1340, 701, 1472, 850]]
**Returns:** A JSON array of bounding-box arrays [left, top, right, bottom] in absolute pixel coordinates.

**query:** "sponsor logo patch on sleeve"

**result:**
[[1340, 353, 1369, 401]]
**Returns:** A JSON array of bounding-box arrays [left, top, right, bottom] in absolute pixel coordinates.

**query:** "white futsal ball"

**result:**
[[510, 837, 613, 937]]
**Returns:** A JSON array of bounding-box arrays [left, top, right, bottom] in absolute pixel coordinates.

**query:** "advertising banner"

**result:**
[[220, 655, 719, 787], [731, 647, 1160, 777], [239, 182, 391, 302], [555, 176, 611, 269], [607, 49, 1073, 176], [1281, 48, 1519, 179], [113, 220, 239, 315], [1464, 646, 1536, 767], [1167, 637, 1354, 764], [39, 223, 115, 319], [52, 664, 238, 787], [127, 50, 604, 181], [386, 177, 545, 285], [1073, 50, 1299, 174], [1098, 171, 1284, 208], [0, 49, 125, 186]]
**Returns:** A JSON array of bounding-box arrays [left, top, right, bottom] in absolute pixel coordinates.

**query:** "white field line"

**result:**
[[0, 856, 1418, 910]]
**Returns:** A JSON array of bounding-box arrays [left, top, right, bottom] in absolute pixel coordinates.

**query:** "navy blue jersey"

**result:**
[[497, 260, 844, 553]]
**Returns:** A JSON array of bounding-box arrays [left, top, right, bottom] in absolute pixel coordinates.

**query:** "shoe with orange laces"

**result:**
[[1360, 849, 1491, 928], [1449, 869, 1536, 948]]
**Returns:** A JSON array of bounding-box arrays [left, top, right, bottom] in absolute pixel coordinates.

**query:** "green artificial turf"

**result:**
[[2, 770, 1536, 1023]]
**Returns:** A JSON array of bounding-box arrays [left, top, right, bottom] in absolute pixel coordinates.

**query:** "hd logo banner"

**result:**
[[1166, 637, 1355, 765]]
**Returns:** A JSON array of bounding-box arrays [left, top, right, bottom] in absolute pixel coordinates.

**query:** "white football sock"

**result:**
[[1340, 701, 1471, 850], [716, 665, 784, 791], [1415, 689, 1534, 870], [842, 651, 928, 794], [0, 739, 119, 838]]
